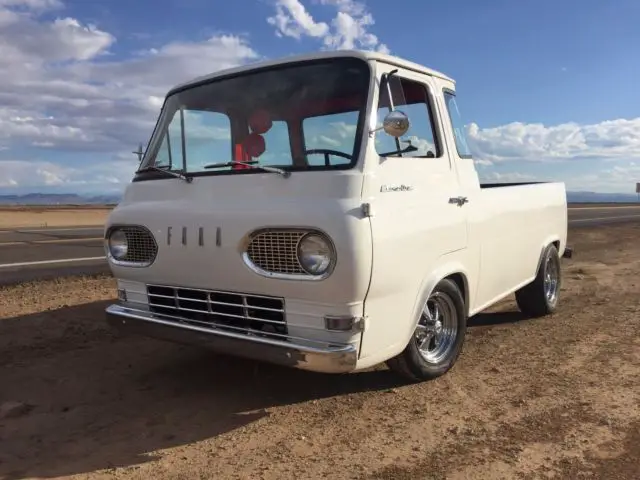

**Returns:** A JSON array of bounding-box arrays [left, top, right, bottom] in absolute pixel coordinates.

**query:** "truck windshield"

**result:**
[[137, 57, 371, 179]]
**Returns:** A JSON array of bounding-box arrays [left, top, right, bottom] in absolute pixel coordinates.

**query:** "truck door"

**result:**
[[359, 65, 469, 361]]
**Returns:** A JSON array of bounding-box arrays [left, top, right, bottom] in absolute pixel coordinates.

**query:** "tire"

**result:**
[[515, 243, 561, 317], [386, 278, 467, 382]]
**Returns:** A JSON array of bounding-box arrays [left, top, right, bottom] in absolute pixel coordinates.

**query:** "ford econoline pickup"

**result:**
[[104, 50, 571, 381]]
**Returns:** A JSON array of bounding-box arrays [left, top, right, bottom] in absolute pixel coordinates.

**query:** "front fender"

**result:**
[[355, 249, 474, 371], [403, 258, 470, 349]]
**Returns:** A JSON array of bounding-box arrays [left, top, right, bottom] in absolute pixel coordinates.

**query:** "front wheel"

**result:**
[[386, 278, 467, 382]]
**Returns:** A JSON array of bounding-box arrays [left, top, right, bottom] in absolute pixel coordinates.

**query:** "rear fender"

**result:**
[[535, 235, 561, 275]]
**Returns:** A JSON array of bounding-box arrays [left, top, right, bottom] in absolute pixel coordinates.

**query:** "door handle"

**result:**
[[448, 196, 469, 206]]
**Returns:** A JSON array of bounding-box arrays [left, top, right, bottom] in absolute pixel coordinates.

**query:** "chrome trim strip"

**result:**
[[148, 302, 287, 326], [146, 283, 287, 327], [147, 292, 284, 313], [146, 283, 285, 301], [123, 303, 295, 343], [241, 252, 333, 281], [106, 304, 358, 374]]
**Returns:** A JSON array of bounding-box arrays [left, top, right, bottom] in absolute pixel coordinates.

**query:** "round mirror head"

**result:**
[[382, 110, 410, 137]]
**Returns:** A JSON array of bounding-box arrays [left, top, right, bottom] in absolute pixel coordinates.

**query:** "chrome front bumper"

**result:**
[[105, 303, 358, 374]]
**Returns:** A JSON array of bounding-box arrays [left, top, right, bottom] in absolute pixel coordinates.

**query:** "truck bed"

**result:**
[[467, 180, 568, 316], [480, 181, 546, 188]]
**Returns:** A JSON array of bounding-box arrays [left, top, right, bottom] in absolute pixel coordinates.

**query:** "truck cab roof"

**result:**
[[167, 49, 456, 97]]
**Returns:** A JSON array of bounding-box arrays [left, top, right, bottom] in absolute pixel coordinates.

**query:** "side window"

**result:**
[[302, 111, 358, 166], [375, 76, 439, 158], [443, 91, 472, 158]]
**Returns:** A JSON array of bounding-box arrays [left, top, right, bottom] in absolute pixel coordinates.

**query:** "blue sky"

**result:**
[[0, 0, 638, 195]]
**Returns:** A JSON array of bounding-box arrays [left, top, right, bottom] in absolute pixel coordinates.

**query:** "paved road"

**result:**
[[568, 205, 640, 227], [1, 205, 639, 285], [0, 226, 107, 285]]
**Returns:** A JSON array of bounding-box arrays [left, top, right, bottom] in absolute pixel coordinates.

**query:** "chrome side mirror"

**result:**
[[382, 110, 410, 138]]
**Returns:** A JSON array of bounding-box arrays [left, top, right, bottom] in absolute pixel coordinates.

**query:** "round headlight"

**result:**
[[108, 229, 128, 260], [297, 233, 334, 275]]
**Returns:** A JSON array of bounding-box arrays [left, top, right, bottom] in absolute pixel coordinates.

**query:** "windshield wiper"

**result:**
[[203, 160, 291, 178], [137, 165, 193, 183]]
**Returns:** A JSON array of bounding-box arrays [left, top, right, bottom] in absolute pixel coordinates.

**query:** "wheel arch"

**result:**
[[402, 262, 470, 349], [534, 236, 562, 276], [515, 237, 562, 318]]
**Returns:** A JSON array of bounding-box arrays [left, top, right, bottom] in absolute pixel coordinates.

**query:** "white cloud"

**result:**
[[477, 170, 537, 183], [0, 0, 260, 194], [468, 118, 640, 193], [466, 118, 640, 164], [0, 1, 259, 164], [473, 158, 493, 167], [316, 0, 365, 16], [267, 0, 329, 39], [0, 6, 114, 66], [322, 10, 388, 53], [475, 161, 640, 194], [267, 0, 389, 53], [563, 161, 640, 193]]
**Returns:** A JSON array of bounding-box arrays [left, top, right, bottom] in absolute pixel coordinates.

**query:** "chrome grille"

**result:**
[[146, 284, 287, 335], [116, 226, 157, 264], [245, 229, 307, 275]]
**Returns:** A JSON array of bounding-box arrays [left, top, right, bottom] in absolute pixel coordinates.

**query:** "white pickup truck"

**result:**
[[104, 50, 571, 381]]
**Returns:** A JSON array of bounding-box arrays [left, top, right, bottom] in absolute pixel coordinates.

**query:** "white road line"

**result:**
[[0, 237, 103, 247], [0, 256, 106, 269], [569, 214, 640, 223], [0, 226, 104, 234]]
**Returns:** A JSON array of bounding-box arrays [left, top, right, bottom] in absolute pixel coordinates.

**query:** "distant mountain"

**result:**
[[0, 190, 637, 206], [0, 193, 121, 205], [566, 191, 639, 203]]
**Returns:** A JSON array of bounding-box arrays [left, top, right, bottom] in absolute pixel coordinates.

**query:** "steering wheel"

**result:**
[[304, 148, 353, 166]]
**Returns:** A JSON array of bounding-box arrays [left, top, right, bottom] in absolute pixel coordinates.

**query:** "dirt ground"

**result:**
[[0, 207, 112, 229], [0, 224, 638, 480]]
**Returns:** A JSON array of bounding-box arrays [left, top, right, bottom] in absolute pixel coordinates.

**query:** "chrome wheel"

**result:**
[[515, 244, 562, 318], [387, 278, 467, 381], [544, 254, 559, 304], [414, 292, 458, 364]]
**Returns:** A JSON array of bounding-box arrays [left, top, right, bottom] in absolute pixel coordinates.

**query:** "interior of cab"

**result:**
[[228, 93, 368, 170]]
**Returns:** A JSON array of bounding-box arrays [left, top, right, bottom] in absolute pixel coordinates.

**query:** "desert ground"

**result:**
[[0, 223, 638, 480], [0, 206, 113, 229]]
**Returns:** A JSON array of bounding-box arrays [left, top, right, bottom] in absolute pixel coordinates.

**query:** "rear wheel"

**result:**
[[515, 243, 561, 317], [386, 278, 467, 382]]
